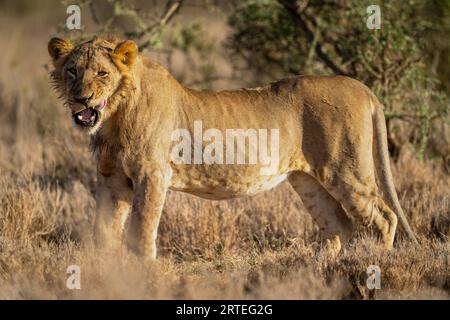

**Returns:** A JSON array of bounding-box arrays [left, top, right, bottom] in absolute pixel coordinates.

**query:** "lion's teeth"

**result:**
[[77, 114, 82, 120]]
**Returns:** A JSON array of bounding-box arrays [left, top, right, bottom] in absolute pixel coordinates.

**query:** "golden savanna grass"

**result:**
[[0, 7, 448, 300]]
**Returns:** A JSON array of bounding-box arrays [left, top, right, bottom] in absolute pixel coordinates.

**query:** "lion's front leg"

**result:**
[[126, 167, 171, 260], [94, 171, 133, 251]]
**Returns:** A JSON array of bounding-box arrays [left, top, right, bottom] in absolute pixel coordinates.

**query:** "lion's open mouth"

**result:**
[[72, 99, 107, 128], [73, 108, 99, 127]]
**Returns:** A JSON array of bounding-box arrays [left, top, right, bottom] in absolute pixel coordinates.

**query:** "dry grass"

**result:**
[[1, 154, 448, 300], [0, 7, 448, 300]]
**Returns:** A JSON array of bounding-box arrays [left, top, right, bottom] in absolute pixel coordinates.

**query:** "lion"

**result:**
[[48, 36, 417, 259]]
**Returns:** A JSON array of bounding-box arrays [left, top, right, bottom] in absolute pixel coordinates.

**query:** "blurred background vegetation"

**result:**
[[1, 0, 449, 163]]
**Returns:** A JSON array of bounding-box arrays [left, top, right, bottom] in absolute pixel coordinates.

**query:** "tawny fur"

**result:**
[[48, 37, 417, 259]]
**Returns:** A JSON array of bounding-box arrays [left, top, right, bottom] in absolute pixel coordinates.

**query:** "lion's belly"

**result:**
[[169, 165, 290, 200]]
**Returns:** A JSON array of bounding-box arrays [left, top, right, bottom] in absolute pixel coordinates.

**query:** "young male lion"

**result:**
[[48, 36, 417, 259]]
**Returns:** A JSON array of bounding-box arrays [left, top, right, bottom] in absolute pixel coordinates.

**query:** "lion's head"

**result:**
[[48, 36, 138, 134]]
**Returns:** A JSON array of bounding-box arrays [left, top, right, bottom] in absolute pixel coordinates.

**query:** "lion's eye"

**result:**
[[67, 68, 76, 77], [97, 71, 108, 77]]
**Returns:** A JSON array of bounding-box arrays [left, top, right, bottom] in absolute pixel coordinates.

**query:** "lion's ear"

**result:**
[[113, 40, 138, 67], [48, 37, 73, 61]]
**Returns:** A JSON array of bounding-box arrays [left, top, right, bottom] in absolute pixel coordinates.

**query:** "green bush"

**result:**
[[228, 0, 449, 159]]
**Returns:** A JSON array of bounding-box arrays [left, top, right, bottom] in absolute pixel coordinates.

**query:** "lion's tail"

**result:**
[[371, 96, 418, 244]]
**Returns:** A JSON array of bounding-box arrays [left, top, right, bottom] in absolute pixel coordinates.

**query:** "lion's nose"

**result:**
[[74, 93, 94, 106]]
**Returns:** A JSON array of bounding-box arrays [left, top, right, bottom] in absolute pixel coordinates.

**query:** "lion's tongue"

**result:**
[[80, 108, 94, 121], [96, 99, 107, 111]]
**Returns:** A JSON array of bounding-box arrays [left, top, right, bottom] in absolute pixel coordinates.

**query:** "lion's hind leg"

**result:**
[[321, 177, 398, 250], [288, 171, 353, 256]]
